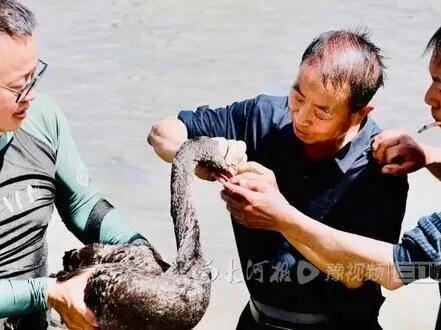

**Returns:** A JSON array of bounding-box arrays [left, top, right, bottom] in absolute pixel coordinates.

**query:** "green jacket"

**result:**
[[0, 95, 149, 317]]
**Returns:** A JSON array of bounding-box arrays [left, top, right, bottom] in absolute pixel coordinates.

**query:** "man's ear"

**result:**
[[353, 105, 374, 124]]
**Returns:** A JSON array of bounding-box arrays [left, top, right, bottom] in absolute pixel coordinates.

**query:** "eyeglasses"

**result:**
[[0, 59, 48, 103]]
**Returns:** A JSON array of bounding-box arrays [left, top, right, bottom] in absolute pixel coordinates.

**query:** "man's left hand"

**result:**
[[221, 167, 292, 232]]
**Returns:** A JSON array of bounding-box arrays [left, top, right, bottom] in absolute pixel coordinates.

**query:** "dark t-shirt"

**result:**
[[179, 94, 409, 322]]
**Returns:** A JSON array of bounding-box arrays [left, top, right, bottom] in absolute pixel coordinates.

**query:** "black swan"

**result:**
[[55, 137, 229, 329]]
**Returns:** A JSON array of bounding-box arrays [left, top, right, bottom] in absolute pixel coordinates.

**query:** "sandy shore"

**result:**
[[20, 1, 440, 329]]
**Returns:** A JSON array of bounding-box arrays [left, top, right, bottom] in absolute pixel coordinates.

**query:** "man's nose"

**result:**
[[425, 83, 440, 110], [22, 88, 37, 103], [295, 106, 313, 127]]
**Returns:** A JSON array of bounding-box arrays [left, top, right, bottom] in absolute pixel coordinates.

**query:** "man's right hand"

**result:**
[[196, 137, 247, 182], [47, 269, 99, 330], [372, 130, 427, 175], [147, 118, 247, 180]]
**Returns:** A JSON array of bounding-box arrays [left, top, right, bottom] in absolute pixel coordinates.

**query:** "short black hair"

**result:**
[[425, 26, 441, 58], [0, 0, 35, 37], [300, 29, 385, 113]]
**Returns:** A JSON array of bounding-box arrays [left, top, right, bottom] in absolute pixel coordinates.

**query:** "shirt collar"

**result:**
[[281, 105, 380, 174], [0, 132, 13, 152], [334, 116, 380, 174]]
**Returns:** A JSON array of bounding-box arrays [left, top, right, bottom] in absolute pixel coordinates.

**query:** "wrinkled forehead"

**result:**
[[0, 33, 38, 82]]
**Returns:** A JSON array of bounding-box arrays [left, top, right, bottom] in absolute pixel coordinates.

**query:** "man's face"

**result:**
[[425, 52, 441, 122], [0, 33, 38, 133], [288, 64, 363, 145]]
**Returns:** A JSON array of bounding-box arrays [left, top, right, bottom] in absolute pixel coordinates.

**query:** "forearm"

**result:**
[[61, 194, 148, 246], [423, 144, 441, 181], [99, 207, 146, 245], [0, 278, 50, 318], [280, 207, 402, 290], [147, 116, 188, 163], [289, 239, 365, 288]]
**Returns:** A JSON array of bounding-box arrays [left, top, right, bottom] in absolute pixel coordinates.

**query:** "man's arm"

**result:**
[[221, 167, 406, 290], [373, 130, 441, 180], [148, 116, 188, 163], [22, 96, 153, 246], [284, 211, 441, 290], [0, 278, 49, 318], [281, 238, 373, 289], [422, 144, 441, 180], [147, 98, 262, 178], [0, 275, 98, 329], [223, 163, 441, 291], [49, 102, 154, 247], [280, 209, 401, 290], [148, 117, 247, 181]]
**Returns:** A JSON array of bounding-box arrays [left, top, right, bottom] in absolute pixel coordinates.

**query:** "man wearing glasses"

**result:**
[[0, 59, 47, 106], [0, 1, 161, 329]]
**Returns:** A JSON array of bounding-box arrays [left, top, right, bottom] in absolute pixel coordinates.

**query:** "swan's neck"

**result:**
[[169, 148, 203, 275]]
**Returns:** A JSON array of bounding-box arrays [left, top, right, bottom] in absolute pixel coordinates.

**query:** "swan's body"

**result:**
[[56, 137, 228, 329]]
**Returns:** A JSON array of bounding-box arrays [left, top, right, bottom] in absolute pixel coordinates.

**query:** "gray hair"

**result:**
[[0, 0, 35, 36]]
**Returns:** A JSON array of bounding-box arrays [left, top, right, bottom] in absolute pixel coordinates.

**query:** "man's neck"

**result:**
[[303, 124, 361, 161]]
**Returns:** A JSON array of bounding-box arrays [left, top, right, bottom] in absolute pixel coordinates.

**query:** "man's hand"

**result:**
[[196, 138, 247, 181], [47, 269, 99, 330], [221, 171, 292, 232], [232, 161, 279, 189], [372, 130, 427, 175]]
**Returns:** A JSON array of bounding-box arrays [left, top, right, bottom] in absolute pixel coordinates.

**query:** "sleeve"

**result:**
[[177, 97, 258, 141], [393, 212, 441, 284], [49, 102, 150, 246], [177, 95, 291, 157], [0, 278, 48, 318]]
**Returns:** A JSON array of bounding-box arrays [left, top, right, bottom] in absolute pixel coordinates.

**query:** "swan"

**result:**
[[56, 137, 229, 329]]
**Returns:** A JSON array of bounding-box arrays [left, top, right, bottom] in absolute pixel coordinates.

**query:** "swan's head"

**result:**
[[191, 137, 231, 178]]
